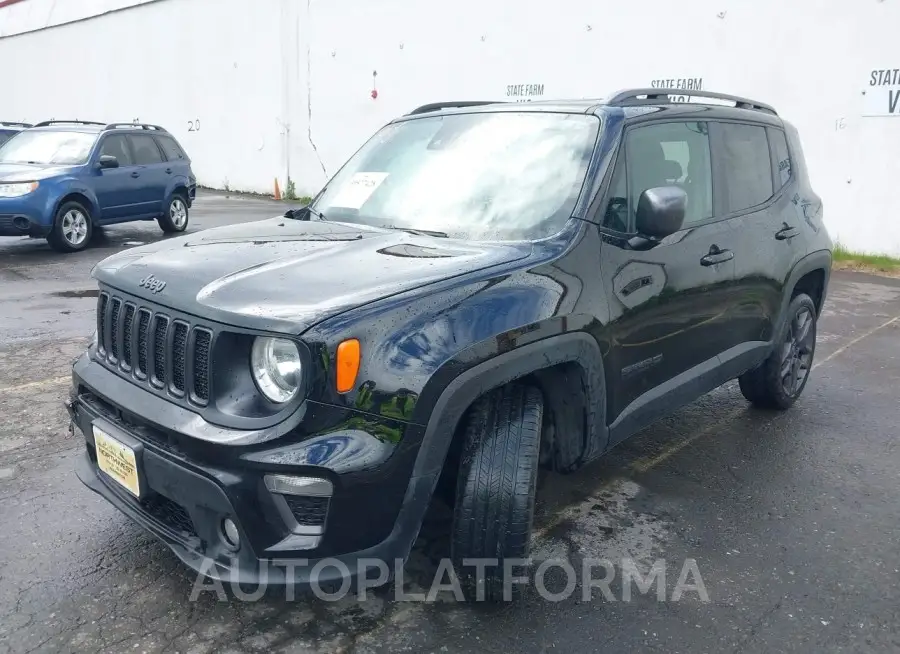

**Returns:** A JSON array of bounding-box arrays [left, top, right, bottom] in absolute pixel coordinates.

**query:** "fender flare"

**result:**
[[367, 333, 607, 567], [773, 249, 832, 336], [411, 331, 608, 481]]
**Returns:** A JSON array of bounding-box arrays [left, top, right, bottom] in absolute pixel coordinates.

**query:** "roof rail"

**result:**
[[407, 100, 503, 115], [605, 88, 777, 115], [104, 122, 168, 132], [33, 120, 106, 127], [0, 121, 32, 128]]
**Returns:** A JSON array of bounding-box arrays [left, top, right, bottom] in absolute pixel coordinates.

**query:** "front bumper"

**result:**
[[0, 193, 52, 237], [0, 211, 50, 237], [68, 355, 437, 588]]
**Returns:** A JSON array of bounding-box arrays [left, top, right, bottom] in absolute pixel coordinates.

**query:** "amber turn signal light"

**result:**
[[336, 339, 361, 393]]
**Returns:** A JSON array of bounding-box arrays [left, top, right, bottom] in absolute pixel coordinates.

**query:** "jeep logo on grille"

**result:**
[[139, 274, 167, 294]]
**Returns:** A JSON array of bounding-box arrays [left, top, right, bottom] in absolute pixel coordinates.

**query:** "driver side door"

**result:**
[[598, 120, 739, 442]]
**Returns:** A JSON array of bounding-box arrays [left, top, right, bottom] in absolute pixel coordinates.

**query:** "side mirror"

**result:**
[[97, 155, 119, 169], [635, 186, 687, 239]]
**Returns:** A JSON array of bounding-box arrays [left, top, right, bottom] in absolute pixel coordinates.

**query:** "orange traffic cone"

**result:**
[[274, 178, 282, 200]]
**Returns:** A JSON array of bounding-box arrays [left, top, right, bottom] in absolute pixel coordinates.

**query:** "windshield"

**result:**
[[0, 130, 97, 165], [312, 111, 600, 241]]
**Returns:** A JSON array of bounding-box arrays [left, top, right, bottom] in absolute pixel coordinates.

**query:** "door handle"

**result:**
[[130, 172, 140, 178], [700, 246, 734, 266], [775, 224, 800, 240]]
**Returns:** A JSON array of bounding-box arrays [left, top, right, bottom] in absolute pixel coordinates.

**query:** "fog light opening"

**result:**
[[12, 216, 30, 231], [221, 517, 241, 550]]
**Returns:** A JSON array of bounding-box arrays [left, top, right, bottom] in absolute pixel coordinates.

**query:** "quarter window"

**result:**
[[156, 134, 186, 161], [602, 152, 629, 232], [626, 121, 713, 227], [128, 134, 164, 165], [768, 128, 792, 188], [717, 123, 773, 212]]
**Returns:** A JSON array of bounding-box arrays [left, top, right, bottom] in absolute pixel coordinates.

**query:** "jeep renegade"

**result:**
[[68, 89, 832, 601]]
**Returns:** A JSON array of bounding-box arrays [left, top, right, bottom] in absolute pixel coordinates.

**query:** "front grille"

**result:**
[[109, 299, 121, 361], [121, 304, 135, 369], [136, 310, 151, 377], [193, 330, 211, 401], [172, 322, 188, 393], [96, 291, 213, 406], [284, 495, 330, 527], [97, 294, 108, 355], [152, 316, 168, 385]]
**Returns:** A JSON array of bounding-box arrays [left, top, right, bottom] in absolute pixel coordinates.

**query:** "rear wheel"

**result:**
[[739, 293, 817, 410], [158, 193, 189, 233], [47, 201, 92, 253], [450, 383, 543, 602]]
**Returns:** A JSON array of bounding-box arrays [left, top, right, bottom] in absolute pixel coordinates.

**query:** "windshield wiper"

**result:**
[[307, 206, 326, 221], [383, 225, 448, 238]]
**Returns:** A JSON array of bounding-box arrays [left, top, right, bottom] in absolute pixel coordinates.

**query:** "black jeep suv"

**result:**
[[69, 89, 831, 600]]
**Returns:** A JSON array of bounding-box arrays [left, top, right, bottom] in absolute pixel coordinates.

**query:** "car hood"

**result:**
[[0, 162, 78, 182], [93, 217, 532, 333]]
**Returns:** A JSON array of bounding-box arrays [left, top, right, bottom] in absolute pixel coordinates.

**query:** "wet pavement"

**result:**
[[1, 193, 898, 653]]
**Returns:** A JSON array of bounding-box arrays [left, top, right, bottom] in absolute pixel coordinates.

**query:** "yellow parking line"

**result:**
[[813, 316, 898, 368], [630, 314, 899, 473], [532, 478, 617, 542], [0, 375, 69, 394]]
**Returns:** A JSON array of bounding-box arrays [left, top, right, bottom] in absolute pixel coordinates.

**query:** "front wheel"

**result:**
[[739, 293, 818, 410], [450, 383, 543, 602], [47, 201, 93, 253], [158, 194, 189, 233]]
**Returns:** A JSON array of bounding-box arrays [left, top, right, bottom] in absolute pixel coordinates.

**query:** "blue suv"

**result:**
[[0, 120, 196, 252]]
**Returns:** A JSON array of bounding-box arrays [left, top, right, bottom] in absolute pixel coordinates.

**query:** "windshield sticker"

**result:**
[[330, 172, 389, 209]]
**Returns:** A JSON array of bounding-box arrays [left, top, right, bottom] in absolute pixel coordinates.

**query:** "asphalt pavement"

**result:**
[[0, 193, 898, 653]]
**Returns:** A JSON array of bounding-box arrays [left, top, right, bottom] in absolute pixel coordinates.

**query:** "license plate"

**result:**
[[93, 425, 140, 497]]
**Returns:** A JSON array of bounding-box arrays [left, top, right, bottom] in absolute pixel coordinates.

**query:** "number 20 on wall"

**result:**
[[187, 119, 201, 132]]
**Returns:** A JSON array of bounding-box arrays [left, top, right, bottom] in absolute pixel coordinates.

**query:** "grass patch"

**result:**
[[833, 243, 900, 277]]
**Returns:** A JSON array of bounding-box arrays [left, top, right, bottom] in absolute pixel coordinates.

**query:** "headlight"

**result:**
[[251, 337, 303, 403], [0, 182, 39, 197]]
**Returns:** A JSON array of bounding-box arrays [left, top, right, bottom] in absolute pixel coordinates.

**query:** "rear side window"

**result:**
[[716, 123, 773, 212], [156, 134, 186, 161], [99, 134, 133, 166], [0, 132, 13, 147], [768, 128, 792, 188], [128, 134, 164, 164]]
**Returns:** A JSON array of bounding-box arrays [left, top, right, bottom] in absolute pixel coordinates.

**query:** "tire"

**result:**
[[450, 383, 543, 602], [739, 293, 817, 410], [158, 193, 189, 233], [47, 201, 93, 253]]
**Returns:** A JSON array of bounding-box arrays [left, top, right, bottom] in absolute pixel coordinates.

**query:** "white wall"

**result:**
[[2, 0, 900, 255]]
